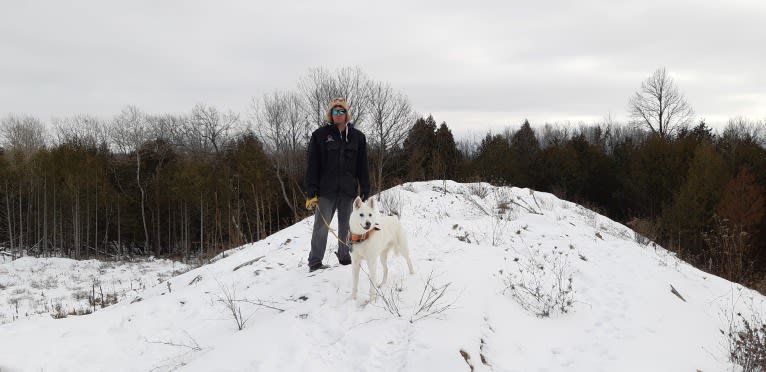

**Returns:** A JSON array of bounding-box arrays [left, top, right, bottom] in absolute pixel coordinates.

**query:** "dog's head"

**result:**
[[349, 196, 378, 235]]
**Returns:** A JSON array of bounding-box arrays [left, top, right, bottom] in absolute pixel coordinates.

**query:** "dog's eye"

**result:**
[[368, 213, 372, 217], [359, 213, 364, 217]]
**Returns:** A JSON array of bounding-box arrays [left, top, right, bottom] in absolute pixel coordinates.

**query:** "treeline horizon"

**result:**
[[1, 67, 765, 293]]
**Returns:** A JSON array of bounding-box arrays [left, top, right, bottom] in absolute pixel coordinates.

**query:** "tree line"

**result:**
[[384, 67, 766, 291], [1, 67, 764, 292], [446, 117, 765, 291], [0, 67, 416, 263]]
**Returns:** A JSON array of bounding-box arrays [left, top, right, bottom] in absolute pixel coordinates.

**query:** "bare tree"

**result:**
[[146, 113, 186, 147], [299, 67, 336, 129], [298, 66, 372, 130], [539, 123, 571, 148], [628, 67, 694, 138], [52, 114, 109, 148], [111, 106, 150, 153], [0, 114, 47, 156], [250, 91, 309, 221], [333, 67, 372, 129], [0, 114, 45, 259], [366, 81, 415, 195], [722, 116, 765, 146], [188, 104, 238, 155], [109, 106, 152, 253]]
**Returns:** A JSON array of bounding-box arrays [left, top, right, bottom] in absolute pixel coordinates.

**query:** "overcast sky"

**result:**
[[2, 0, 764, 138]]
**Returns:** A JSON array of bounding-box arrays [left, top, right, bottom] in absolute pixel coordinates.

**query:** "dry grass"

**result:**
[[505, 249, 575, 317], [724, 311, 766, 372]]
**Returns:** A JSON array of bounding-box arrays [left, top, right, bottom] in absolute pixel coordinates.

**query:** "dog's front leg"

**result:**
[[351, 260, 361, 300], [367, 259, 378, 302]]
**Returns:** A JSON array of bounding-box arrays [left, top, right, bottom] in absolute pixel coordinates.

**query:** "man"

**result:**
[[304, 97, 371, 272]]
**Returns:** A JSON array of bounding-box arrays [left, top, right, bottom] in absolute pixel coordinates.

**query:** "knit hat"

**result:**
[[326, 97, 352, 123]]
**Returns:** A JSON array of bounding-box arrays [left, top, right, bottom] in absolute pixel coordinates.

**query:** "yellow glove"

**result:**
[[305, 196, 318, 210]]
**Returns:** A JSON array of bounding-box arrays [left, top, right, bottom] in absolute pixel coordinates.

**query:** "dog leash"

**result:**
[[304, 191, 380, 250], [309, 198, 380, 254], [319, 202, 347, 244], [307, 197, 347, 246]]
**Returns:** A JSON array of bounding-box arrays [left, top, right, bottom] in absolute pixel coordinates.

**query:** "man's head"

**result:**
[[326, 97, 351, 125]]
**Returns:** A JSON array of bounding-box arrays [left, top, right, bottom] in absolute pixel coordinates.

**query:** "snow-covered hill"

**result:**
[[0, 181, 763, 372]]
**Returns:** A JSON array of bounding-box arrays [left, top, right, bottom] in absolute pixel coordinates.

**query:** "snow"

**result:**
[[0, 256, 189, 325], [0, 180, 763, 372]]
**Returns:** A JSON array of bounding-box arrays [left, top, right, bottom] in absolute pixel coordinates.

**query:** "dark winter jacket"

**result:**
[[305, 123, 371, 200]]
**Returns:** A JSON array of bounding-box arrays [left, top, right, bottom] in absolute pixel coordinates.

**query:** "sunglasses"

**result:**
[[332, 108, 347, 116]]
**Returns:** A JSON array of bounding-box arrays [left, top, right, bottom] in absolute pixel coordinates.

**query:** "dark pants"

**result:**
[[308, 196, 353, 268]]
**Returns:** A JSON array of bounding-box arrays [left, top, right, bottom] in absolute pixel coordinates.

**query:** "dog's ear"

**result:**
[[367, 197, 375, 209], [354, 196, 363, 209]]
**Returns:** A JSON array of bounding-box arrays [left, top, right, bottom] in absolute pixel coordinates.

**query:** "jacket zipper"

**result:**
[[337, 129, 345, 195]]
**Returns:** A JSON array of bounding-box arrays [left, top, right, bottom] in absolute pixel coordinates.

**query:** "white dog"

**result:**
[[348, 196, 414, 301]]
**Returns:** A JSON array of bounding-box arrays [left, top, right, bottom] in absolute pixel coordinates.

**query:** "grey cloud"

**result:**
[[0, 0, 763, 131]]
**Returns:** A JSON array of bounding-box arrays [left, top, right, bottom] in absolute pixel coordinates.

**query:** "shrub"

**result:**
[[468, 183, 489, 199], [379, 190, 404, 217], [505, 249, 575, 317], [724, 311, 766, 372]]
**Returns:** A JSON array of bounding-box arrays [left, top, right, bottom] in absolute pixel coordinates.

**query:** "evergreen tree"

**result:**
[[626, 134, 686, 218], [474, 133, 512, 184], [402, 116, 437, 181], [432, 122, 460, 181], [661, 141, 729, 255], [509, 120, 541, 188], [717, 168, 764, 235]]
